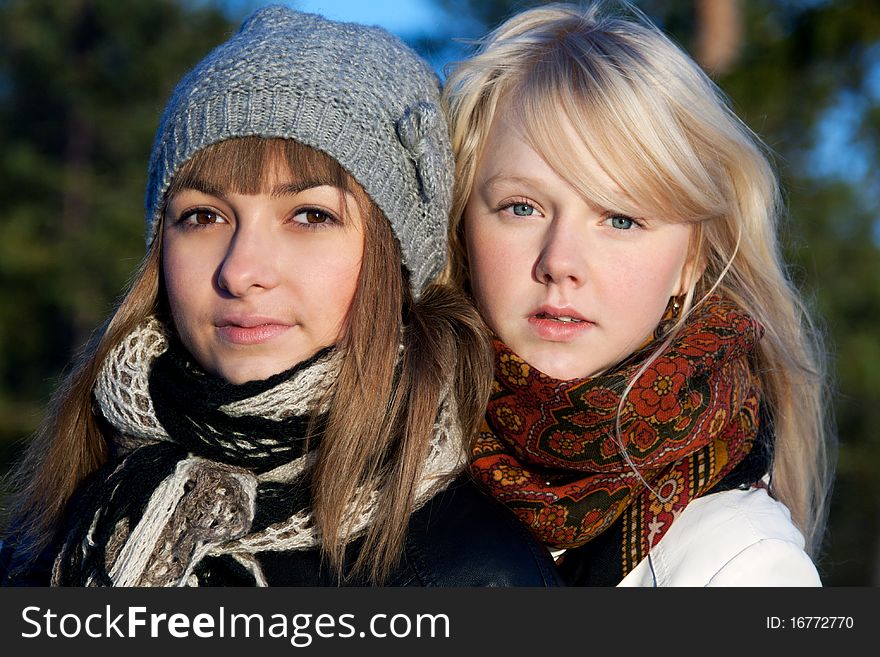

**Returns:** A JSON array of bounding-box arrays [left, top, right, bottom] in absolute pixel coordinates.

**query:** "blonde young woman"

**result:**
[[0, 6, 561, 587], [443, 2, 834, 585]]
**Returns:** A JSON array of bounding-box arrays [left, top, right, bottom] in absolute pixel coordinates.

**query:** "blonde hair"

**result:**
[[443, 2, 834, 556], [2, 137, 492, 584]]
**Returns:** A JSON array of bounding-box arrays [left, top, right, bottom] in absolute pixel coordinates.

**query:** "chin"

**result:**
[[518, 347, 595, 381], [541, 363, 593, 381], [220, 352, 316, 384], [212, 362, 279, 385], [521, 357, 581, 381]]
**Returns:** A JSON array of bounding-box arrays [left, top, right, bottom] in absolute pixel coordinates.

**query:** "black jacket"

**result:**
[[1, 475, 563, 587]]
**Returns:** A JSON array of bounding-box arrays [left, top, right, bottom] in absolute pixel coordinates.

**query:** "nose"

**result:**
[[533, 216, 586, 287], [216, 223, 281, 297]]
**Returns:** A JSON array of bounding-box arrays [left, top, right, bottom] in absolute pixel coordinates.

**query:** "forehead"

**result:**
[[476, 101, 642, 214]]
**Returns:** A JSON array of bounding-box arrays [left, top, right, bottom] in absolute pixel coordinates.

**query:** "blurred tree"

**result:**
[[432, 0, 880, 585], [0, 0, 237, 452], [694, 0, 742, 74], [0, 0, 877, 587]]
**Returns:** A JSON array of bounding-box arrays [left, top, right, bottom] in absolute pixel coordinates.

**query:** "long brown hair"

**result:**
[[2, 137, 492, 583], [0, 240, 161, 563]]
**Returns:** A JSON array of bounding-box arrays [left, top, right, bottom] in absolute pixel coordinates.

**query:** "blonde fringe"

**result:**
[[442, 2, 834, 556]]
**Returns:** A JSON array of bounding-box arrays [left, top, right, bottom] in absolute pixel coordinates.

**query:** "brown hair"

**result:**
[[2, 137, 492, 583]]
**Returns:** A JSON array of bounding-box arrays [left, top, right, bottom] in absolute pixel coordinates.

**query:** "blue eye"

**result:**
[[513, 203, 535, 216], [610, 215, 635, 230]]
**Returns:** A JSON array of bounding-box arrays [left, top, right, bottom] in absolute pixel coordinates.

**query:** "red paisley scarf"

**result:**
[[471, 295, 763, 575]]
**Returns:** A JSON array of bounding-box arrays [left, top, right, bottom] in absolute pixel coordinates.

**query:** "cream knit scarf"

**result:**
[[51, 317, 465, 586]]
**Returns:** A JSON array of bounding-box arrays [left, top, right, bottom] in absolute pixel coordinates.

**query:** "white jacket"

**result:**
[[618, 486, 821, 586]]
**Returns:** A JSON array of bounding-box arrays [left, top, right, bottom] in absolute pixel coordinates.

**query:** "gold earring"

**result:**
[[672, 296, 682, 316], [654, 295, 684, 341]]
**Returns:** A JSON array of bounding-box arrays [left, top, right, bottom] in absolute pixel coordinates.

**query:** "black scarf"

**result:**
[[51, 319, 463, 586], [53, 342, 332, 586]]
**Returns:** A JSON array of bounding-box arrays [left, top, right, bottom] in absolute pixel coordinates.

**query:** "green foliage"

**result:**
[[715, 1, 880, 586], [0, 0, 238, 442]]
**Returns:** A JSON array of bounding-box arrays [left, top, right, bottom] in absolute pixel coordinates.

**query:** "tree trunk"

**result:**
[[695, 0, 743, 74]]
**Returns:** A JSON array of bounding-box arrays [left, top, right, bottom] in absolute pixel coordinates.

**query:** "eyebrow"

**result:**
[[179, 178, 227, 199], [178, 178, 348, 199], [269, 181, 349, 198], [480, 173, 542, 192]]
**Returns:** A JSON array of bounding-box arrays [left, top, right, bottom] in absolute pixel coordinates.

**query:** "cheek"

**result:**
[[464, 217, 504, 319], [301, 239, 364, 330], [161, 236, 218, 338], [601, 237, 691, 333], [162, 241, 193, 321], [464, 214, 525, 301], [326, 260, 360, 313]]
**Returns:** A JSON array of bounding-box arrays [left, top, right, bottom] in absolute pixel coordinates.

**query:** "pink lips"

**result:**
[[216, 316, 293, 345], [527, 305, 593, 341]]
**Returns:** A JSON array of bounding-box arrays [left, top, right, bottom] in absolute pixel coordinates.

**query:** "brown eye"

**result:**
[[193, 210, 219, 224], [293, 208, 337, 227], [180, 208, 224, 226]]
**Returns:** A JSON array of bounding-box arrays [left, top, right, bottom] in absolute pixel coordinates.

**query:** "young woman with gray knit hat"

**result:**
[[0, 6, 561, 586]]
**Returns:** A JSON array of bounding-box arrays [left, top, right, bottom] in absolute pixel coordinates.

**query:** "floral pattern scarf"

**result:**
[[470, 295, 763, 575]]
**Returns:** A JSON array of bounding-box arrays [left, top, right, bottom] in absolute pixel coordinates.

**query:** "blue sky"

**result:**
[[292, 0, 445, 35], [220, 0, 482, 73], [290, 0, 481, 72], [222, 0, 459, 37]]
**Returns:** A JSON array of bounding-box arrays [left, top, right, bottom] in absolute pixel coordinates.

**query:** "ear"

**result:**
[[673, 225, 707, 297]]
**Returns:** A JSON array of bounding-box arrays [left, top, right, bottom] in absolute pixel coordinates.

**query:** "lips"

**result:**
[[218, 314, 290, 328], [530, 306, 591, 323], [527, 305, 593, 341], [216, 315, 294, 345], [533, 312, 585, 323]]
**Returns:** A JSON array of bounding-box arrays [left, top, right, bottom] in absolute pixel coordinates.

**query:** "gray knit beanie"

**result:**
[[145, 5, 453, 296]]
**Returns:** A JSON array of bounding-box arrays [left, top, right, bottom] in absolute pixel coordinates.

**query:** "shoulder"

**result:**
[[401, 475, 563, 587], [619, 486, 821, 587]]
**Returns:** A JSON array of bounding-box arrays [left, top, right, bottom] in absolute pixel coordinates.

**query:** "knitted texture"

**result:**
[[94, 318, 340, 445], [471, 295, 764, 576], [55, 319, 465, 586], [144, 5, 453, 296]]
